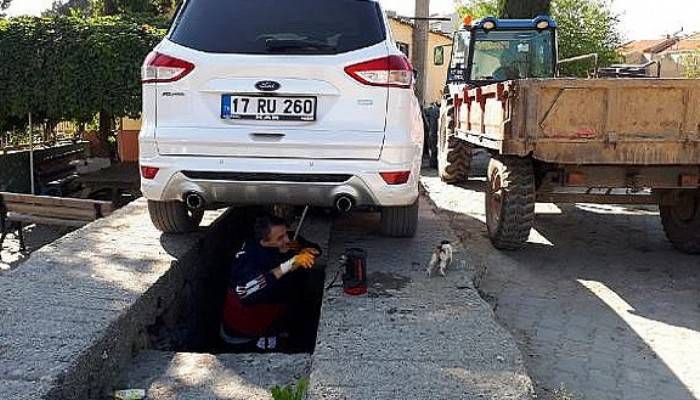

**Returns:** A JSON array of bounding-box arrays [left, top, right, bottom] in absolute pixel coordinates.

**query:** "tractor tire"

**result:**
[[148, 200, 204, 234], [437, 105, 472, 183], [381, 200, 419, 238], [660, 190, 700, 254], [485, 155, 536, 250]]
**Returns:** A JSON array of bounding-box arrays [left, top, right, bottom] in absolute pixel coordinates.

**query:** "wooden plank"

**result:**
[[2, 203, 97, 221], [6, 213, 88, 228], [0, 192, 113, 212]]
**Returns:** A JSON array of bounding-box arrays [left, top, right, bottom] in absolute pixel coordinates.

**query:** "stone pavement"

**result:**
[[0, 199, 224, 400], [307, 197, 533, 399], [115, 351, 311, 400], [421, 169, 700, 400]]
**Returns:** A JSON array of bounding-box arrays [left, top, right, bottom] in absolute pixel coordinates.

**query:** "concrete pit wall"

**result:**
[[0, 200, 253, 400]]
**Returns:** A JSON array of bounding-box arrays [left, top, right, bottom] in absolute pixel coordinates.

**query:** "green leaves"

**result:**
[[457, 0, 500, 19], [681, 51, 700, 78], [0, 15, 166, 129], [499, 0, 551, 18], [47, 0, 175, 18], [270, 378, 310, 400], [457, 0, 551, 19], [551, 0, 622, 77]]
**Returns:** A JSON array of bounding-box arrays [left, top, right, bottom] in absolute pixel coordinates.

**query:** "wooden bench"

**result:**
[[0, 192, 114, 255]]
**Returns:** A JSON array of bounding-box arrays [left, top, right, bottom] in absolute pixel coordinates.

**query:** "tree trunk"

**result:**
[[95, 111, 113, 159], [158, 0, 176, 16], [499, 0, 551, 18], [412, 0, 430, 106]]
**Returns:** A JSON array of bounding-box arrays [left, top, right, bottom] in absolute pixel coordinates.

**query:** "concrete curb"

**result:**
[[0, 199, 228, 399], [307, 194, 534, 399]]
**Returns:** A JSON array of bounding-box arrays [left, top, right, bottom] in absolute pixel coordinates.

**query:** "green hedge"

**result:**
[[0, 15, 166, 131]]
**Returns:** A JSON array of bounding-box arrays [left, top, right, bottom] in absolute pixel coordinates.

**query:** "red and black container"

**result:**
[[342, 248, 367, 296]]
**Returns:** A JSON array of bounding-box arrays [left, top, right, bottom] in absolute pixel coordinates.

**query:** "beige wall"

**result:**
[[388, 19, 453, 105], [621, 52, 686, 78], [120, 117, 142, 131], [390, 20, 414, 52]]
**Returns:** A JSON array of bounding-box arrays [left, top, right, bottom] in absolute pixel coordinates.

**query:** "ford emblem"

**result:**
[[255, 80, 281, 92]]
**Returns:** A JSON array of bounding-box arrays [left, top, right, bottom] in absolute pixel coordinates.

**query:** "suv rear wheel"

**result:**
[[381, 200, 419, 238], [148, 200, 204, 234]]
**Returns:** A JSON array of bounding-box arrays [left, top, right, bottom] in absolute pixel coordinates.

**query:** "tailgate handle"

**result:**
[[250, 132, 285, 141]]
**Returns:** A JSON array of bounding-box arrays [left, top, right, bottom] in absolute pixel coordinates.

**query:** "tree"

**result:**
[[456, 0, 621, 77], [553, 0, 621, 76], [681, 51, 700, 78], [498, 0, 550, 18], [45, 0, 173, 157], [46, 0, 93, 17], [0, 0, 12, 18], [48, 0, 176, 17], [456, 0, 499, 19], [456, 0, 550, 19], [0, 16, 165, 156]]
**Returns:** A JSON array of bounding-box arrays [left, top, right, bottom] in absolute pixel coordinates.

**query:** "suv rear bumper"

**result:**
[[140, 155, 420, 208]]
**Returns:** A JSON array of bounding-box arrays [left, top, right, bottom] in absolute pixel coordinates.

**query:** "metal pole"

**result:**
[[28, 113, 35, 195], [293, 205, 310, 241], [412, 0, 430, 106]]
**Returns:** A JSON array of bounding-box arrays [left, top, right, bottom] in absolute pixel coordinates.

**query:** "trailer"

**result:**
[[438, 16, 700, 254]]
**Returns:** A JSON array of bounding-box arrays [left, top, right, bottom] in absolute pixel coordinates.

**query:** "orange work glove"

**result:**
[[293, 249, 319, 269], [299, 248, 320, 257]]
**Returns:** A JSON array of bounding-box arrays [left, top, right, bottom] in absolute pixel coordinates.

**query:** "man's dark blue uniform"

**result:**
[[230, 241, 297, 305], [221, 215, 321, 352]]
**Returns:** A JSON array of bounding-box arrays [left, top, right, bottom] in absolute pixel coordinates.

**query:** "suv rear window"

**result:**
[[169, 0, 386, 55]]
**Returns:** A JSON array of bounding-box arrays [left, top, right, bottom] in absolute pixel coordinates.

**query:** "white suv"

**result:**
[[139, 0, 423, 236]]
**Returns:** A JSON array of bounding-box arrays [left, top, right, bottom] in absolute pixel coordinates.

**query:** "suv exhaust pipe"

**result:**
[[335, 195, 354, 213], [185, 192, 205, 211]]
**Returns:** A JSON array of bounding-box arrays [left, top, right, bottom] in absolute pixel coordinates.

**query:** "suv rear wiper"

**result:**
[[265, 39, 337, 53]]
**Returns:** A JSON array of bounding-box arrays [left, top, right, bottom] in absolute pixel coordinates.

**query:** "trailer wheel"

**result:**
[[437, 105, 472, 183], [660, 190, 700, 254], [485, 156, 535, 250], [148, 200, 204, 234], [381, 199, 419, 238]]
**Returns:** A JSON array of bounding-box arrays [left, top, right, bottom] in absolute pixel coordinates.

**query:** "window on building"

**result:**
[[434, 46, 445, 66], [396, 42, 410, 57]]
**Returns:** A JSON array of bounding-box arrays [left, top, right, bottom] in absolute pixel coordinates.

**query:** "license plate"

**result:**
[[221, 95, 317, 121]]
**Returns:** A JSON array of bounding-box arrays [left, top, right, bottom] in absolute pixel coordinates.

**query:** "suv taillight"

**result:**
[[142, 52, 195, 84], [140, 166, 160, 180], [344, 55, 413, 88]]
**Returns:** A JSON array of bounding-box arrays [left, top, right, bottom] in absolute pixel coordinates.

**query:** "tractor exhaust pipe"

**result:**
[[185, 192, 205, 211], [335, 195, 354, 213]]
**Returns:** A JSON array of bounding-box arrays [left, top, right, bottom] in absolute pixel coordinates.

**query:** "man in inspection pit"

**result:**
[[220, 215, 321, 352]]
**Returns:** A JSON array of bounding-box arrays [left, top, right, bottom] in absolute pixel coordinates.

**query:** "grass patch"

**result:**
[[271, 378, 309, 400]]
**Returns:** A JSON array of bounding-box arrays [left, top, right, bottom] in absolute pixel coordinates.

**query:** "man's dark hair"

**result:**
[[254, 215, 287, 241]]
